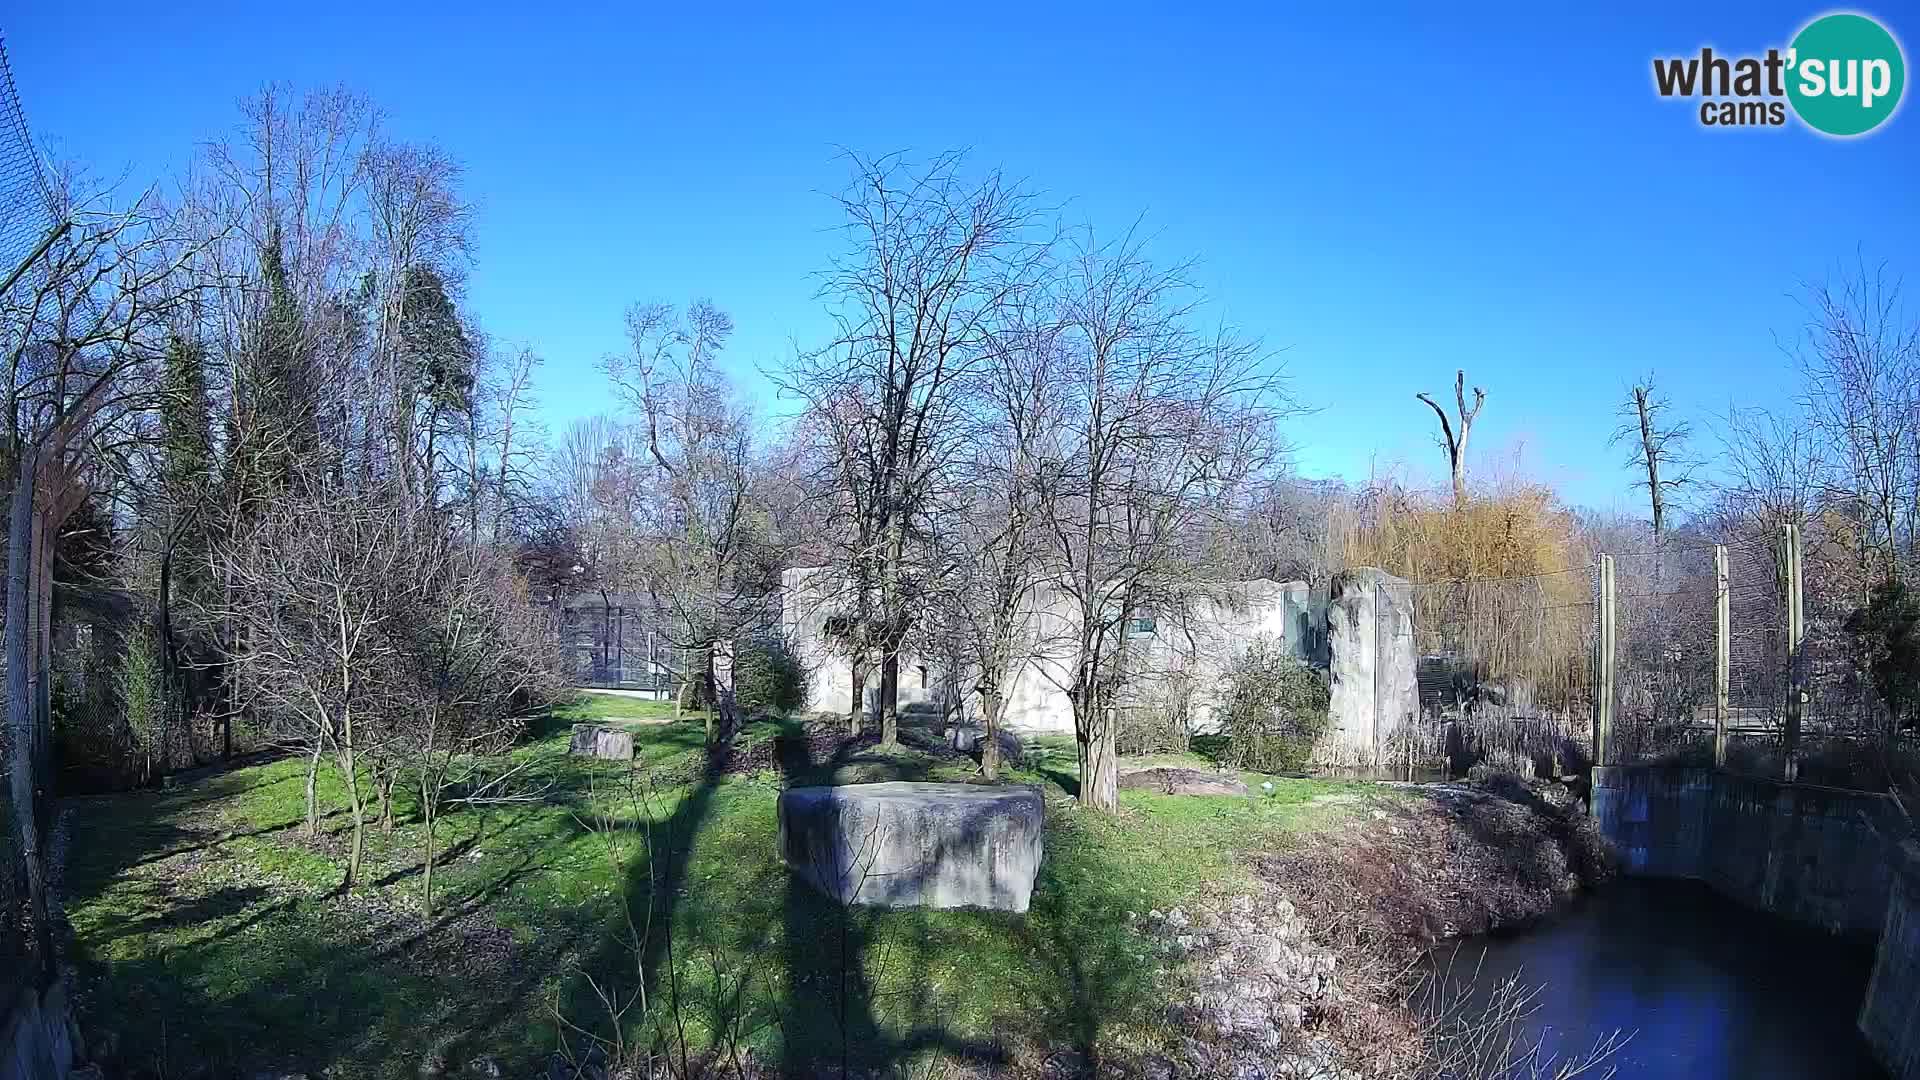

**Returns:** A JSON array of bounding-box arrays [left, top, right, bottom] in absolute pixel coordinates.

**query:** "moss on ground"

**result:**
[[62, 693, 1369, 1078]]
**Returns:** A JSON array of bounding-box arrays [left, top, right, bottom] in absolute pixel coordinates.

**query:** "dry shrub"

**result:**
[[1344, 477, 1594, 710]]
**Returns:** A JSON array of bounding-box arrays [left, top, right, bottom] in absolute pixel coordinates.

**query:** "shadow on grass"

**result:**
[[772, 727, 1014, 1075], [65, 787, 583, 1068], [68, 704, 1172, 1078]]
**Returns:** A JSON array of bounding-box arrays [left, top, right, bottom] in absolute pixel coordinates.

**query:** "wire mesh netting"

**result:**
[[560, 594, 685, 694], [1609, 543, 1723, 764], [0, 31, 51, 1003], [1399, 570, 1597, 778], [0, 37, 53, 272]]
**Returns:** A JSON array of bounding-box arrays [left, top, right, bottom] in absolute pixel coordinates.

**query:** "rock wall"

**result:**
[[1315, 568, 1416, 768], [1862, 841, 1920, 1080], [1592, 765, 1898, 935], [1, 980, 75, 1080]]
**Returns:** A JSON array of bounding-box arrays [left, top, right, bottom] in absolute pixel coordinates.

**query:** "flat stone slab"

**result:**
[[1117, 766, 1250, 797], [568, 723, 635, 761], [778, 782, 1044, 912]]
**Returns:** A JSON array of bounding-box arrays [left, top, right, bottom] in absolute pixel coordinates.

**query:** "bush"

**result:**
[[1847, 578, 1920, 732], [1218, 636, 1329, 774], [733, 631, 807, 715], [1116, 671, 1196, 756]]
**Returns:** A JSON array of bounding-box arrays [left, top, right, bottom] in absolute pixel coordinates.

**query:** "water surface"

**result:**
[[1436, 878, 1886, 1079]]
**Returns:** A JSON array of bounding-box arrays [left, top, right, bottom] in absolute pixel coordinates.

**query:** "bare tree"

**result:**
[[1610, 375, 1696, 541], [3, 176, 215, 951], [604, 300, 783, 743], [779, 152, 1047, 747], [213, 485, 434, 889], [1417, 370, 1485, 508], [1034, 228, 1290, 812], [1713, 402, 1826, 538], [400, 545, 563, 917], [1791, 262, 1918, 585], [931, 307, 1066, 779]]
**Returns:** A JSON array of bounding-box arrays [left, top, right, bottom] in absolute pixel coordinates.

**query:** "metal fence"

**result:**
[[1389, 520, 1911, 784], [561, 596, 680, 696], [1399, 569, 1597, 778]]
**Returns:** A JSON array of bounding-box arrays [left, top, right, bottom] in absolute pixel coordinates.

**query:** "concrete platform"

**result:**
[[778, 782, 1044, 912]]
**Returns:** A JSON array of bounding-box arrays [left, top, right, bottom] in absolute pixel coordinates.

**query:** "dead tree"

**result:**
[[1416, 370, 1485, 508], [1611, 375, 1695, 541]]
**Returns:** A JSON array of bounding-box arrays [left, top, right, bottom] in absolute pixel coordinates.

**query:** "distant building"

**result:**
[[559, 591, 679, 698]]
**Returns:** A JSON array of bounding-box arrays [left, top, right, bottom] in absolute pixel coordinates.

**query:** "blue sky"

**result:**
[[8, 3, 1916, 512]]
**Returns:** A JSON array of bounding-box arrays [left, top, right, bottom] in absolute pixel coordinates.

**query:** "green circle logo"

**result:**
[[1787, 12, 1906, 136]]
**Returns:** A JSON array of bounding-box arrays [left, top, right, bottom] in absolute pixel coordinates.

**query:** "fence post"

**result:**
[[1593, 554, 1615, 768], [1714, 544, 1730, 768], [1782, 523, 1805, 782]]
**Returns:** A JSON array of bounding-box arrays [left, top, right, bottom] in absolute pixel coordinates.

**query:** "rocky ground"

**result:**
[[1123, 776, 1613, 1080]]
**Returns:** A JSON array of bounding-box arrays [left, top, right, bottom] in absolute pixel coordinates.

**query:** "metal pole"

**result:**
[[1594, 555, 1615, 768], [1782, 523, 1804, 782], [1714, 544, 1730, 768]]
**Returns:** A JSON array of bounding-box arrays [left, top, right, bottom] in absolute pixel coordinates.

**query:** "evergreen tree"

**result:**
[[160, 334, 213, 499], [230, 227, 318, 511]]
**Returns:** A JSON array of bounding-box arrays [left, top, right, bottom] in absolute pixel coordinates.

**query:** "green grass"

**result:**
[[63, 692, 1370, 1078]]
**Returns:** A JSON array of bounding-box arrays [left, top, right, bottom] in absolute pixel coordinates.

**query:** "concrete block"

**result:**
[[567, 724, 634, 761], [1316, 567, 1416, 768], [594, 729, 634, 761], [778, 782, 1044, 912], [568, 724, 599, 756]]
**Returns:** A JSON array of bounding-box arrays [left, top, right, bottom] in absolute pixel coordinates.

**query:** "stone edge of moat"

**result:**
[[1592, 763, 1918, 1080]]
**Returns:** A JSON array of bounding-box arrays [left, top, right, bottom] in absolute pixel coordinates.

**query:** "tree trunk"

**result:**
[[709, 638, 738, 746], [420, 780, 437, 919], [1635, 387, 1665, 540], [980, 688, 1002, 781], [339, 748, 366, 890], [849, 652, 867, 737], [1074, 684, 1119, 813], [878, 654, 899, 748], [6, 447, 51, 966], [304, 739, 324, 837], [27, 510, 52, 809], [378, 771, 396, 834]]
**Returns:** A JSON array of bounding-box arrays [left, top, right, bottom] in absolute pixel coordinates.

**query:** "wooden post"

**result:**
[[1782, 523, 1805, 782], [1714, 544, 1730, 768], [1593, 555, 1616, 768]]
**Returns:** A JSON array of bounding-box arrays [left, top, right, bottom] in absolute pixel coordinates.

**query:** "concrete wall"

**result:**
[[1593, 764, 1919, 1079], [1, 980, 75, 1080], [1315, 568, 1416, 768], [779, 568, 1317, 735], [1592, 765, 1898, 936], [1862, 841, 1920, 1080]]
